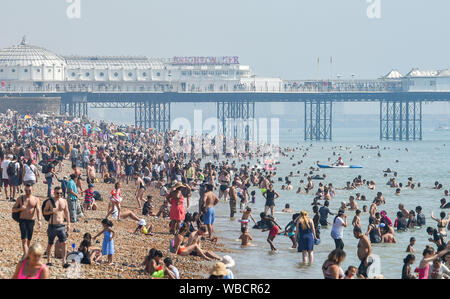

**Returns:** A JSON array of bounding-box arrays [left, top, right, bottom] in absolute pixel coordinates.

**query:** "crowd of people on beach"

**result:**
[[0, 109, 449, 279]]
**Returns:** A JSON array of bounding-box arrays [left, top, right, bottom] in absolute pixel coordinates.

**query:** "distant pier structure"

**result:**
[[2, 38, 450, 141]]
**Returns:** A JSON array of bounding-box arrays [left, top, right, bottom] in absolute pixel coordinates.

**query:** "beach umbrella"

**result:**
[[64, 120, 71, 124], [24, 115, 32, 120], [93, 127, 101, 132], [114, 132, 126, 137], [1, 81, 5, 87]]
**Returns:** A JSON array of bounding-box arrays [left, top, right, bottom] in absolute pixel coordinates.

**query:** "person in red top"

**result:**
[[168, 183, 186, 234], [106, 182, 122, 220], [83, 184, 97, 212]]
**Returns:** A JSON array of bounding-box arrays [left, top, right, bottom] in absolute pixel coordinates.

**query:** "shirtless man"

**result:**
[[305, 177, 314, 194], [86, 159, 96, 185], [354, 226, 373, 279], [369, 199, 381, 224], [228, 181, 238, 218], [202, 184, 219, 241], [348, 196, 358, 211], [43, 186, 70, 266], [399, 204, 409, 217], [375, 192, 385, 204], [11, 183, 42, 259]]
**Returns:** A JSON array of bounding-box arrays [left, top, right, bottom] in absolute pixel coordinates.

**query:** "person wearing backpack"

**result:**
[[22, 159, 38, 186], [43, 186, 70, 267], [7, 156, 20, 202], [1, 154, 12, 200], [11, 183, 42, 260]]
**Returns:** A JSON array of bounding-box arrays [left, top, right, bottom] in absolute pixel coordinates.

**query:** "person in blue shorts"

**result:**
[[202, 184, 219, 242]]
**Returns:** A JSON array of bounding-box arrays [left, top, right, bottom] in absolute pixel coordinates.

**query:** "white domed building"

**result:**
[[0, 37, 66, 81]]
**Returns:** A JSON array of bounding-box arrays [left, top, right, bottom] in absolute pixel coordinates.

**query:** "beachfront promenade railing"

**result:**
[[0, 79, 405, 94]]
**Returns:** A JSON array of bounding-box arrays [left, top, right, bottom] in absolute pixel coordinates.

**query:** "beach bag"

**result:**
[[42, 197, 56, 222], [55, 240, 65, 259], [41, 163, 50, 174], [12, 196, 24, 222]]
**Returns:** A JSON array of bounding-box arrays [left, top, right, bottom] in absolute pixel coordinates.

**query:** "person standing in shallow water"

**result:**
[[353, 226, 372, 279], [295, 211, 317, 264], [262, 184, 279, 217], [202, 183, 219, 242], [331, 210, 347, 250], [228, 181, 237, 218]]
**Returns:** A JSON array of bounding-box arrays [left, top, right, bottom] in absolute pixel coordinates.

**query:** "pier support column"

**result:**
[[135, 100, 170, 132], [304, 99, 332, 141], [217, 100, 255, 153], [61, 93, 88, 118], [380, 100, 422, 141]]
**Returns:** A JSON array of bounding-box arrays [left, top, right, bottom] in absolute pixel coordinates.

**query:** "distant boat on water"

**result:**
[[435, 125, 450, 131]]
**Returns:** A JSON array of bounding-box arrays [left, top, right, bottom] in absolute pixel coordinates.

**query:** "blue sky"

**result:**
[[1, 0, 450, 79], [1, 0, 450, 116]]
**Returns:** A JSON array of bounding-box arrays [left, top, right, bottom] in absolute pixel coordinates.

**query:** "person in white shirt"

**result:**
[[331, 210, 347, 250], [1, 155, 12, 199], [22, 159, 38, 186]]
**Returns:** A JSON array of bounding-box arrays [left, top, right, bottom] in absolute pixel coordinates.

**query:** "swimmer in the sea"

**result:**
[[282, 203, 294, 213], [239, 226, 253, 246]]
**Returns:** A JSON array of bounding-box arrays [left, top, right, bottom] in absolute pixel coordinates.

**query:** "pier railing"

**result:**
[[0, 79, 404, 94]]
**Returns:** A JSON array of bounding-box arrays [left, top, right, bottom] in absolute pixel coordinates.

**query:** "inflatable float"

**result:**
[[317, 164, 363, 169]]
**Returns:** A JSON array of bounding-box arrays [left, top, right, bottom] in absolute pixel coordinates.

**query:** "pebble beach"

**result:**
[[0, 161, 229, 279]]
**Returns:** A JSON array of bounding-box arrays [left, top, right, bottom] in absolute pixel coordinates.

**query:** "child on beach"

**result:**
[[93, 219, 115, 265], [239, 226, 253, 246], [82, 184, 97, 211], [134, 219, 153, 236], [106, 182, 122, 219], [262, 216, 282, 251]]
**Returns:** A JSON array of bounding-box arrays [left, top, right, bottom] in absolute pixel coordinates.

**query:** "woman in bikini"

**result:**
[[431, 211, 449, 238], [322, 249, 346, 279], [171, 224, 218, 261], [134, 173, 146, 209]]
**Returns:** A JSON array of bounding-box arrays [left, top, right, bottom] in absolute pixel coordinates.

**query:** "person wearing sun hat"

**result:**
[[208, 262, 228, 279], [221, 255, 235, 279]]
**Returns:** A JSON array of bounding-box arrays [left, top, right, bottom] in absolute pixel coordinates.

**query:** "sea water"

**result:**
[[187, 127, 450, 279]]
